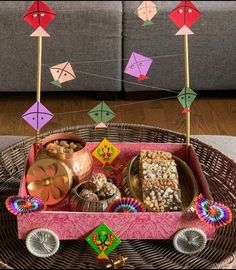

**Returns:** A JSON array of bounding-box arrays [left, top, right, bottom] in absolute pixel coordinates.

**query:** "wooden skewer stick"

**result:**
[[184, 34, 190, 157], [36, 36, 43, 144], [106, 256, 128, 269]]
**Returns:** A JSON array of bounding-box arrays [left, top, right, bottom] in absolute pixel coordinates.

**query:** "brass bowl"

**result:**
[[69, 181, 121, 212], [124, 155, 199, 211]]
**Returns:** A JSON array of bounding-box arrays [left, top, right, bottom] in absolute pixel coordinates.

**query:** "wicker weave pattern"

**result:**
[[0, 124, 235, 269]]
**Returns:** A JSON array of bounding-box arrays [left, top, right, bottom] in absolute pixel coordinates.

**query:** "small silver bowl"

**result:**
[[69, 181, 121, 212]]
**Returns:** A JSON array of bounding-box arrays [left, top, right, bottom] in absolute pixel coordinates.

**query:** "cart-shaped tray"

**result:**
[[17, 142, 215, 257]]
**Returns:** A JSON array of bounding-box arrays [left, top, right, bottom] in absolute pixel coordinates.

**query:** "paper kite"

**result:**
[[22, 101, 54, 131], [92, 138, 120, 171], [23, 1, 56, 37], [86, 223, 121, 261], [50, 62, 76, 88], [124, 52, 153, 81], [194, 193, 233, 228], [169, 1, 202, 34], [5, 196, 46, 216], [135, 1, 158, 26], [177, 87, 197, 113], [88, 102, 116, 128]]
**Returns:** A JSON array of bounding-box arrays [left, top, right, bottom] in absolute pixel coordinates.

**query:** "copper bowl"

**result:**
[[69, 181, 121, 212], [40, 133, 93, 187]]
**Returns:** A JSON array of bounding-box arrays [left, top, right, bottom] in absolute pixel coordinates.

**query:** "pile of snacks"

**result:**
[[45, 140, 84, 154], [139, 150, 182, 212], [78, 173, 118, 201]]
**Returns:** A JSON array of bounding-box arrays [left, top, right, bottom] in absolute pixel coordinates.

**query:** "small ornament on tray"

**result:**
[[86, 223, 121, 261], [108, 197, 145, 213], [194, 193, 233, 228], [92, 138, 120, 171], [5, 196, 46, 216]]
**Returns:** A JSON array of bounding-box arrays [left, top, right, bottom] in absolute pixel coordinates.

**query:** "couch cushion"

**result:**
[[0, 1, 122, 92], [122, 1, 236, 92]]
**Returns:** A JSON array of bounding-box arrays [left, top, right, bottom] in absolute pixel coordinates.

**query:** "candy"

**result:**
[[140, 150, 182, 212], [91, 173, 108, 192], [98, 182, 117, 200], [45, 139, 83, 154], [78, 189, 99, 201]]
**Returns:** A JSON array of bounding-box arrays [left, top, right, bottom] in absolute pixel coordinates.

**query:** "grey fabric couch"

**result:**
[[0, 1, 235, 93]]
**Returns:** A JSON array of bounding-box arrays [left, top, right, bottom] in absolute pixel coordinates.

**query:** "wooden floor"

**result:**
[[0, 92, 236, 137]]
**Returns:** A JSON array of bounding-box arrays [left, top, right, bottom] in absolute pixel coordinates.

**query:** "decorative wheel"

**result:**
[[173, 228, 207, 255], [26, 228, 60, 257]]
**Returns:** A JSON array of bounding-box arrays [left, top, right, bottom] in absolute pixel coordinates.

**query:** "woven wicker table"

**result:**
[[0, 124, 235, 269]]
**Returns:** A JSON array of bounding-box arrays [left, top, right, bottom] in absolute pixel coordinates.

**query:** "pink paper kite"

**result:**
[[50, 62, 76, 88]]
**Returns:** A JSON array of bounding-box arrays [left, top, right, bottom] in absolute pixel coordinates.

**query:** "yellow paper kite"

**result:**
[[92, 138, 120, 170]]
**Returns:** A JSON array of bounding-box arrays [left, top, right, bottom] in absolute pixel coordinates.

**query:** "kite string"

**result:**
[[42, 53, 183, 65], [53, 95, 177, 116], [73, 69, 179, 94], [43, 63, 179, 94]]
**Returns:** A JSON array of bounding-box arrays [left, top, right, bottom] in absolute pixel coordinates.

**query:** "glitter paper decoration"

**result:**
[[5, 196, 45, 216], [92, 138, 120, 171], [194, 193, 233, 228], [88, 102, 116, 128], [50, 62, 76, 88], [86, 223, 121, 261], [22, 101, 54, 131], [108, 197, 145, 213], [124, 52, 153, 81]]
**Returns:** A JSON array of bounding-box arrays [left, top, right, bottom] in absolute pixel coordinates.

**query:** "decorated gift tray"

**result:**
[[17, 141, 214, 240], [4, 0, 234, 265]]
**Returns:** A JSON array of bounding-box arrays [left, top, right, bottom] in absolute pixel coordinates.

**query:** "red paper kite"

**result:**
[[23, 1, 56, 36], [169, 1, 202, 29]]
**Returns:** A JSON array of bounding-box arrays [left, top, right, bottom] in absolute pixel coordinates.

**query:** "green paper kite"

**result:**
[[177, 87, 197, 113], [86, 223, 121, 261], [88, 102, 116, 128]]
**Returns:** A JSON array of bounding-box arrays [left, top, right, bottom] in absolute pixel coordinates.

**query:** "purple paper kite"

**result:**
[[124, 52, 153, 81], [22, 101, 54, 131]]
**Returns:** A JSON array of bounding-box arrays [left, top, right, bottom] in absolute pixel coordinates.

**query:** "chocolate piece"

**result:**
[[140, 150, 182, 212], [78, 189, 99, 201], [98, 182, 117, 200], [91, 173, 107, 192]]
